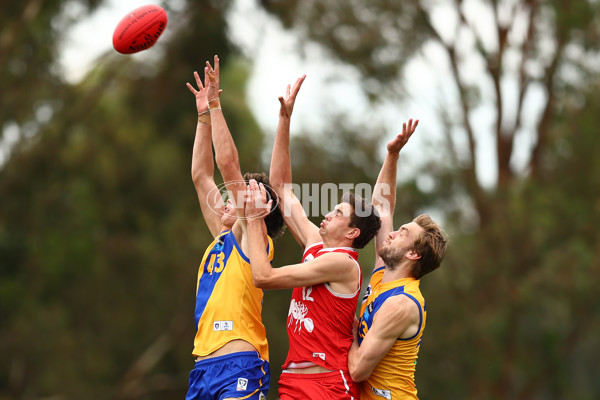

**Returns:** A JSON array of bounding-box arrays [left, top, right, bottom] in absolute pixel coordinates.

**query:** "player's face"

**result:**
[[379, 222, 424, 266], [320, 202, 354, 240], [221, 198, 237, 227]]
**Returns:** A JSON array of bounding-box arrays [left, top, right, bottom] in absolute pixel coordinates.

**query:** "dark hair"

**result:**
[[342, 192, 381, 249], [243, 172, 286, 239], [411, 214, 448, 279]]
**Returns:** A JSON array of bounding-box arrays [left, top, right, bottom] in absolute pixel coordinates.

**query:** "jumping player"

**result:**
[[244, 76, 381, 400], [347, 119, 448, 400], [184, 55, 285, 400]]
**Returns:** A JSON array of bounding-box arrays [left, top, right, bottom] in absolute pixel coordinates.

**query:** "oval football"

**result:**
[[112, 5, 168, 54]]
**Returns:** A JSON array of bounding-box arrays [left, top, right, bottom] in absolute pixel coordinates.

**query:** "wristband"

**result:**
[[208, 98, 221, 110], [198, 110, 211, 125]]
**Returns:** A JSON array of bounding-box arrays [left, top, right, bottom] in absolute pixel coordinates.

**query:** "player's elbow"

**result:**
[[268, 175, 285, 191], [252, 275, 266, 289], [348, 353, 370, 382], [252, 270, 272, 289], [253, 270, 283, 290], [191, 175, 212, 196], [266, 177, 287, 200], [191, 169, 205, 186], [349, 365, 369, 383], [215, 154, 240, 176]]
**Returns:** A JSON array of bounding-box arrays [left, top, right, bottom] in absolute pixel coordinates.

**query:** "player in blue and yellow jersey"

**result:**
[[348, 120, 448, 399], [184, 55, 285, 400]]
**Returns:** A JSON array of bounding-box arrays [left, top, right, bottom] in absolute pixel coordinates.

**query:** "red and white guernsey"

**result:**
[[282, 242, 362, 372]]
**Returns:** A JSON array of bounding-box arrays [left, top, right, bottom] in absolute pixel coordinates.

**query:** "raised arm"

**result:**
[[245, 180, 358, 291], [187, 68, 223, 237], [269, 75, 320, 247], [205, 55, 247, 232], [372, 119, 419, 268], [269, 76, 305, 186]]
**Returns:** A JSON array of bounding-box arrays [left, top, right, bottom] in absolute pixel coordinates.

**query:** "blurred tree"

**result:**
[[0, 0, 103, 128], [421, 85, 600, 399], [259, 0, 600, 398], [259, 0, 600, 221]]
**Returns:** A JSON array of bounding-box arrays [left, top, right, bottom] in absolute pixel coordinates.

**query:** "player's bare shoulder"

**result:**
[[375, 294, 421, 338]]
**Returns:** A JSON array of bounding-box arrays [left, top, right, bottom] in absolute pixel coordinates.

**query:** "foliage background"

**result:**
[[1, 0, 599, 399]]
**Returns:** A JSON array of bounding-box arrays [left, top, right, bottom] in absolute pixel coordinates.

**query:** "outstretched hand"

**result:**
[[205, 55, 221, 102], [279, 75, 306, 119], [244, 179, 273, 221], [387, 119, 419, 154], [186, 70, 210, 113]]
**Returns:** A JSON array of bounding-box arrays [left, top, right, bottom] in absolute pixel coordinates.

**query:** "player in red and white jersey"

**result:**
[[243, 75, 381, 400], [284, 243, 361, 372]]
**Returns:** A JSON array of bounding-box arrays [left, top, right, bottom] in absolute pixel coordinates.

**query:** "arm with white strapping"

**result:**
[[205, 55, 250, 244], [187, 67, 224, 237]]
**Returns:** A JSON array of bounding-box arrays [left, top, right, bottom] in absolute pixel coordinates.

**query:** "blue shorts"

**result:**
[[185, 351, 270, 400]]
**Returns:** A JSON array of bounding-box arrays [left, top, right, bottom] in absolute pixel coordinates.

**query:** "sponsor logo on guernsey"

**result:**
[[259, 392, 266, 400], [288, 299, 314, 333], [312, 352, 326, 361], [367, 301, 374, 314], [213, 320, 233, 331], [236, 377, 248, 391], [362, 284, 372, 302], [371, 387, 392, 399]]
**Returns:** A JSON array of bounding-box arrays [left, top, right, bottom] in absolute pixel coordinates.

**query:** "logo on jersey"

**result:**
[[362, 284, 372, 303], [371, 387, 392, 399], [236, 377, 248, 391], [288, 299, 314, 333], [288, 286, 316, 334], [213, 320, 233, 331], [312, 352, 326, 361], [259, 392, 266, 400]]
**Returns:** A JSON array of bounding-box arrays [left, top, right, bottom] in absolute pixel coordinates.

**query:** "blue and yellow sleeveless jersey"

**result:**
[[357, 267, 426, 400], [192, 230, 273, 361]]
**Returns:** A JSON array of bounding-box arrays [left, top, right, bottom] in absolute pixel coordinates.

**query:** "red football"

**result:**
[[112, 5, 168, 54]]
